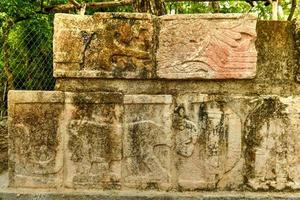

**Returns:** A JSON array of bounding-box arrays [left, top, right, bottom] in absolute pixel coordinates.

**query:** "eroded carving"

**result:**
[[294, 21, 300, 81], [157, 14, 257, 79], [173, 105, 198, 157], [123, 95, 172, 190], [244, 98, 293, 190], [64, 93, 123, 189], [84, 21, 152, 73], [175, 95, 243, 190], [54, 13, 155, 79], [9, 102, 63, 188]]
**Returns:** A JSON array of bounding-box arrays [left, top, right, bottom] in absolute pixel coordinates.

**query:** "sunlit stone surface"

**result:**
[[64, 92, 123, 189], [8, 91, 64, 188], [157, 14, 257, 79], [6, 13, 300, 198], [53, 13, 155, 79], [123, 95, 173, 190]]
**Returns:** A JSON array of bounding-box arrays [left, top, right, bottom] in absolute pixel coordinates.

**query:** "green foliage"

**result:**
[[165, 0, 297, 20], [0, 0, 38, 21], [86, 5, 133, 14], [0, 1, 57, 115], [8, 15, 55, 90]]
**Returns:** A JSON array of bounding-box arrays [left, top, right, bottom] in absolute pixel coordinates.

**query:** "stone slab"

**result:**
[[294, 20, 300, 81], [175, 94, 246, 190], [53, 13, 155, 79], [8, 91, 64, 188], [63, 92, 123, 189], [244, 96, 300, 190], [122, 95, 173, 190], [175, 94, 300, 191], [7, 91, 300, 191], [157, 14, 257, 79], [2, 190, 300, 200], [0, 118, 7, 174]]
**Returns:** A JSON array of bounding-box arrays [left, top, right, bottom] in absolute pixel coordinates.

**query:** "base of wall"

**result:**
[[0, 190, 300, 200], [1, 172, 300, 200]]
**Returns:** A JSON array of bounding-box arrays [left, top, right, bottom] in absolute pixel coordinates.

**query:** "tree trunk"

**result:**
[[210, 0, 220, 13], [287, 0, 296, 20], [133, 0, 166, 16]]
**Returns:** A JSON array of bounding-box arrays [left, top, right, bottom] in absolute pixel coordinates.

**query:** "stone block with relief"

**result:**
[[54, 13, 155, 79], [157, 14, 257, 79], [63, 92, 123, 189], [175, 94, 245, 190], [243, 96, 300, 190], [122, 95, 173, 190], [8, 91, 64, 188]]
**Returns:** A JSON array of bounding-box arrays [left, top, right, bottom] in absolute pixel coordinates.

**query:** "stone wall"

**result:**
[[7, 12, 300, 193], [0, 118, 7, 174]]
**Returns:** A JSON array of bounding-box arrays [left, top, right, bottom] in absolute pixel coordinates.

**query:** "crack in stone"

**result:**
[[215, 156, 242, 188], [80, 31, 96, 70]]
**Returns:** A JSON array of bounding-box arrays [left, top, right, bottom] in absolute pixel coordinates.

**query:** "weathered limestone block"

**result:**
[[54, 13, 155, 79], [123, 95, 173, 190], [256, 21, 297, 82], [157, 14, 257, 79], [174, 94, 300, 191], [64, 92, 123, 189], [244, 96, 300, 191], [294, 21, 300, 81], [0, 118, 8, 173], [8, 91, 64, 188], [175, 94, 245, 190]]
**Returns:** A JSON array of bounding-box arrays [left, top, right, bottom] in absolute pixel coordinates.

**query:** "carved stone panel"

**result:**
[[175, 94, 300, 191], [8, 91, 64, 188], [175, 94, 248, 190], [64, 92, 123, 189], [295, 21, 300, 81], [54, 13, 155, 79], [157, 14, 257, 79], [123, 95, 173, 190], [244, 96, 300, 190]]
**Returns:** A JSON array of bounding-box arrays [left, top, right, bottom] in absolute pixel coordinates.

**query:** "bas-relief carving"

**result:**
[[54, 13, 155, 79], [173, 106, 198, 158], [174, 95, 300, 191], [64, 93, 123, 189], [8, 90, 300, 191], [122, 95, 172, 190], [54, 13, 258, 80], [174, 95, 244, 190], [243, 97, 300, 190], [157, 14, 257, 79], [10, 103, 64, 188], [84, 20, 153, 75]]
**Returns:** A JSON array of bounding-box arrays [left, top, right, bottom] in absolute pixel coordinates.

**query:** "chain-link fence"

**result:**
[[0, 15, 55, 119]]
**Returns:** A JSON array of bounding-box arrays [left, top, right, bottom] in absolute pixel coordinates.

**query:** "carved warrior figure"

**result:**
[[198, 102, 229, 159], [175, 101, 233, 189], [11, 105, 62, 181], [174, 103, 230, 159], [244, 98, 292, 190], [125, 118, 171, 180], [66, 102, 122, 188], [173, 105, 199, 157]]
